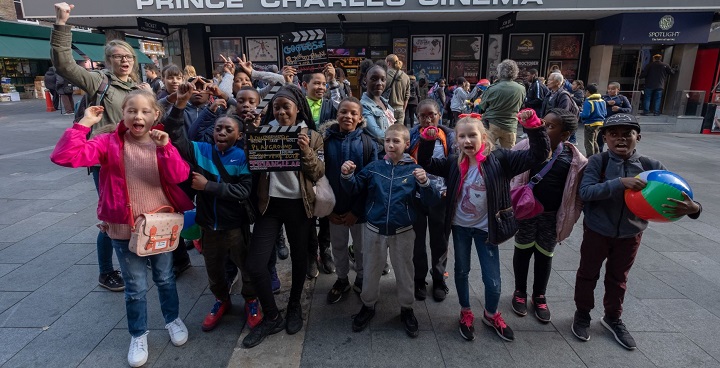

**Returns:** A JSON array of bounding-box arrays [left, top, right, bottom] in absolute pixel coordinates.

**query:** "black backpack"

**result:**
[[74, 72, 110, 123]]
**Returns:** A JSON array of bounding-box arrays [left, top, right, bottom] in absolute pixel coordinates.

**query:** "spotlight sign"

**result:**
[[280, 29, 328, 74]]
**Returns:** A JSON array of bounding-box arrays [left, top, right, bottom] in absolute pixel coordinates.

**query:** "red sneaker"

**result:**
[[245, 298, 263, 330], [202, 299, 231, 332], [193, 239, 203, 254]]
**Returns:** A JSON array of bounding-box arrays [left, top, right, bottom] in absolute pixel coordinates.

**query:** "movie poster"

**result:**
[[449, 35, 483, 61], [449, 61, 479, 84], [548, 34, 583, 60], [412, 36, 444, 61], [509, 34, 545, 60], [516, 60, 540, 83], [486, 34, 503, 80], [412, 61, 442, 83]]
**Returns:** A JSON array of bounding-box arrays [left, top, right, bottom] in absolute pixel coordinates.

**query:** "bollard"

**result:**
[[44, 90, 56, 112]]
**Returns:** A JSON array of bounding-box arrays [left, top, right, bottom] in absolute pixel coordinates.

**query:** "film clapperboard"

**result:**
[[281, 29, 328, 76], [246, 125, 302, 172]]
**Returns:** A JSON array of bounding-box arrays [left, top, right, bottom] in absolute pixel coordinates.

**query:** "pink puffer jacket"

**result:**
[[510, 140, 587, 242], [50, 123, 194, 226]]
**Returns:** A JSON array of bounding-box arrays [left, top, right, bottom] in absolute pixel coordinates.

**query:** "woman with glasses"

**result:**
[[51, 2, 143, 295]]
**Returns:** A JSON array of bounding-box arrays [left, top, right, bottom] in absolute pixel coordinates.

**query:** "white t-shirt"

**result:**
[[453, 166, 489, 231]]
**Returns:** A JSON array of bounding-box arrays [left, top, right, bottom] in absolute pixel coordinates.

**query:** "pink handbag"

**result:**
[[510, 143, 563, 220], [128, 206, 184, 256]]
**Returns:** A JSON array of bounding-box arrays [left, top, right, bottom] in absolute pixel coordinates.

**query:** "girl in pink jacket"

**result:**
[[50, 90, 193, 368], [509, 108, 587, 324]]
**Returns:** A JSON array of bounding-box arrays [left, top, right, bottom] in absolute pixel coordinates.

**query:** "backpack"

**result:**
[[552, 90, 580, 118], [360, 132, 376, 166], [599, 151, 653, 182], [74, 72, 110, 123]]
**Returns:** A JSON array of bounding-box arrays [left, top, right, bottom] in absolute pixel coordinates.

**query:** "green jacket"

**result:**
[[50, 25, 136, 138], [479, 79, 526, 132]]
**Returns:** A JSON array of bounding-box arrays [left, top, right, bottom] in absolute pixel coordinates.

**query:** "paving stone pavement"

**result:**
[[1, 99, 720, 368]]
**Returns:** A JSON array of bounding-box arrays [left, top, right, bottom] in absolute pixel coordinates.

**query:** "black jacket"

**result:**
[[55, 74, 73, 95], [44, 68, 57, 92], [417, 127, 550, 245], [525, 78, 548, 113], [165, 106, 252, 230], [640, 61, 675, 90]]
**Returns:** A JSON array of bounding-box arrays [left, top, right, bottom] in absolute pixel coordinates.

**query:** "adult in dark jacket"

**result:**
[[541, 73, 577, 118], [639, 54, 676, 115], [144, 64, 163, 95], [524, 69, 548, 116], [55, 73, 74, 115], [44, 67, 60, 110]]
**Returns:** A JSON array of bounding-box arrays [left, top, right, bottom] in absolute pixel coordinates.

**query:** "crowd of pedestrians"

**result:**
[[47, 3, 703, 367]]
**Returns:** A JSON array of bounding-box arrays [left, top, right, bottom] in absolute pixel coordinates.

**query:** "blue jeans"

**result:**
[[451, 226, 501, 313], [90, 166, 115, 274], [643, 88, 663, 114], [112, 239, 179, 337]]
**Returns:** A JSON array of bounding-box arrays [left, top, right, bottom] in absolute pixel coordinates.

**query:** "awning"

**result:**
[[73, 42, 106, 62], [133, 48, 153, 64], [0, 35, 48, 59]]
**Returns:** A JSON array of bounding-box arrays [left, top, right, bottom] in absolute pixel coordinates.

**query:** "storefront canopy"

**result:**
[[0, 35, 81, 61], [73, 42, 105, 62]]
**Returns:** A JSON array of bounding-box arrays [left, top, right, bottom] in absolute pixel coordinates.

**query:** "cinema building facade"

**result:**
[[18, 0, 720, 132]]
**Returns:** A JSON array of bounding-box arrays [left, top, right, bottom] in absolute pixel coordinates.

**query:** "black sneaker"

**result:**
[[531, 295, 551, 323], [601, 316, 637, 350], [327, 278, 350, 304], [482, 311, 514, 341], [382, 262, 390, 276], [414, 281, 427, 301], [320, 251, 336, 274], [459, 309, 475, 341], [98, 270, 125, 292], [432, 280, 449, 302], [306, 257, 319, 279], [511, 290, 527, 317], [352, 305, 375, 332], [400, 307, 419, 338], [572, 311, 591, 342], [353, 277, 363, 293], [285, 302, 304, 335], [242, 314, 285, 348]]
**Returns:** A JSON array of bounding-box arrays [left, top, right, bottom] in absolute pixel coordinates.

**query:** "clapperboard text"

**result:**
[[247, 125, 301, 172]]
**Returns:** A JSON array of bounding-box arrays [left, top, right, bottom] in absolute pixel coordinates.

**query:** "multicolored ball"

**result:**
[[624, 170, 693, 222]]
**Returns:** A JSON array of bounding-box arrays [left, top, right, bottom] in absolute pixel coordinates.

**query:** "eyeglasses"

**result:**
[[111, 54, 135, 61]]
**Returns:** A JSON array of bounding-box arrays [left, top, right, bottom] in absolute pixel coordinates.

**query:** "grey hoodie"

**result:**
[[579, 150, 664, 238]]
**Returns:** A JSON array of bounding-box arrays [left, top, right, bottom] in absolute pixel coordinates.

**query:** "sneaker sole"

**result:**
[[531, 301, 551, 323], [600, 318, 636, 350], [242, 320, 285, 348], [99, 283, 125, 292], [459, 326, 475, 341], [571, 323, 591, 342], [510, 304, 527, 317], [482, 318, 514, 342]]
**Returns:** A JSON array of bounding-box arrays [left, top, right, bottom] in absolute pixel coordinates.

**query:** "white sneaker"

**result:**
[[128, 332, 148, 367], [165, 318, 188, 346]]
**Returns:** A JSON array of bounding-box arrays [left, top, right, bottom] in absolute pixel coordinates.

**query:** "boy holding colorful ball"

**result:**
[[572, 113, 702, 350]]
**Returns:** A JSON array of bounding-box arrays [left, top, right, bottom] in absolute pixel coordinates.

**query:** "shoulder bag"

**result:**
[[510, 143, 563, 220], [129, 205, 184, 256]]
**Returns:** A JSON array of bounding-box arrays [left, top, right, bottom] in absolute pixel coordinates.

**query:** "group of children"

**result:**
[[50, 53, 704, 368]]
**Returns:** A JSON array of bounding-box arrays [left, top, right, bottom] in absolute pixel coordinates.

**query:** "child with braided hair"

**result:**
[[509, 108, 587, 323]]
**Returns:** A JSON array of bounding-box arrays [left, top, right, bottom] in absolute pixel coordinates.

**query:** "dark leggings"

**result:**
[[513, 246, 553, 296], [246, 198, 312, 319]]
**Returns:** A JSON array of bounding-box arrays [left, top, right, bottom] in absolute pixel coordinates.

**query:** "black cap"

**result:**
[[600, 113, 641, 133]]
